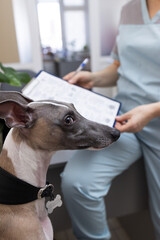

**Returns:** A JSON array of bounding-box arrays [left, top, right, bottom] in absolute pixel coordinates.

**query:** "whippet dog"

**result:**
[[0, 91, 120, 240]]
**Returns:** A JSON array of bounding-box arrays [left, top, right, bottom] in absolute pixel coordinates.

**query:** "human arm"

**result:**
[[63, 60, 120, 89], [115, 102, 160, 133]]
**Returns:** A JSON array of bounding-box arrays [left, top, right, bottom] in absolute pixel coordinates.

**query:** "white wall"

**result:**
[[7, 0, 43, 72], [0, 0, 20, 63]]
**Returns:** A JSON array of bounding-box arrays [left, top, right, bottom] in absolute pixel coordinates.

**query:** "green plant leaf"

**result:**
[[14, 72, 31, 84], [0, 63, 16, 74], [0, 63, 31, 86], [0, 72, 10, 83], [4, 72, 22, 86]]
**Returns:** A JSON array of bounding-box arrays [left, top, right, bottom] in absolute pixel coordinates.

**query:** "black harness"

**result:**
[[0, 167, 54, 205]]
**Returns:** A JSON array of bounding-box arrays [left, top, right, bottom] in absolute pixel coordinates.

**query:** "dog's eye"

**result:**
[[64, 116, 75, 125]]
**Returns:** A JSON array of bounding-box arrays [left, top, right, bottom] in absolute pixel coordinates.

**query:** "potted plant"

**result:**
[[0, 63, 30, 87], [0, 63, 31, 149]]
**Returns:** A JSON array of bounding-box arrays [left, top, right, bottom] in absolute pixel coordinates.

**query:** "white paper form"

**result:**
[[22, 71, 121, 127]]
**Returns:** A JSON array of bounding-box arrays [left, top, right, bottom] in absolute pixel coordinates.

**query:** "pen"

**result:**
[[72, 58, 89, 77]]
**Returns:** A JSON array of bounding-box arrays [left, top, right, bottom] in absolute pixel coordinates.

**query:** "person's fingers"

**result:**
[[115, 120, 133, 133], [63, 72, 75, 81], [68, 76, 79, 84], [114, 121, 122, 130], [116, 112, 130, 122], [115, 122, 126, 132]]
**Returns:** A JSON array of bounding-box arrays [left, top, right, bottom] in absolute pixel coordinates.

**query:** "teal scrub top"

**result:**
[[112, 0, 160, 113]]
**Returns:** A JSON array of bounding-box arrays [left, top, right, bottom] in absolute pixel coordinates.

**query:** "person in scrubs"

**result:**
[[61, 0, 160, 239]]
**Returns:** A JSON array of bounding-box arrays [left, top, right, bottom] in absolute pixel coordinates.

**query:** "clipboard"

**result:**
[[22, 71, 121, 127]]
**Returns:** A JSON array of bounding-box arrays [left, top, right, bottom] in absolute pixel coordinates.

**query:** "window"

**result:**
[[37, 1, 62, 52], [63, 0, 84, 6], [64, 10, 86, 51], [37, 0, 88, 56]]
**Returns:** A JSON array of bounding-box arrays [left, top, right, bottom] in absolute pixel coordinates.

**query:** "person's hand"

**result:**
[[115, 105, 155, 133], [63, 71, 93, 89]]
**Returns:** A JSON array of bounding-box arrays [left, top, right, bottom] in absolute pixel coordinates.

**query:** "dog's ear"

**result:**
[[0, 100, 36, 128], [0, 91, 33, 105]]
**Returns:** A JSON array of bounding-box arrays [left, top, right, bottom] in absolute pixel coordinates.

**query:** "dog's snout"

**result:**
[[110, 129, 120, 141]]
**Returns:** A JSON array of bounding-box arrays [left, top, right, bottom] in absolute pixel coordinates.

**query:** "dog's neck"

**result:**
[[1, 129, 54, 187]]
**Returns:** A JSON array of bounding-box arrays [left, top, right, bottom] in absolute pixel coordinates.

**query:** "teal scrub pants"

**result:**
[[61, 118, 160, 240]]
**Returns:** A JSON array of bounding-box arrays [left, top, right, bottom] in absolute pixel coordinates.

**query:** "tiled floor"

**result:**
[[54, 218, 131, 240]]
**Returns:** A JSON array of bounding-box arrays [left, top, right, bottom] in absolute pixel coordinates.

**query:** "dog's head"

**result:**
[[0, 91, 120, 151]]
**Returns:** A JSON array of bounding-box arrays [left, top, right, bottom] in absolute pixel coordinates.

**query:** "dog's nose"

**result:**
[[110, 129, 120, 141]]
